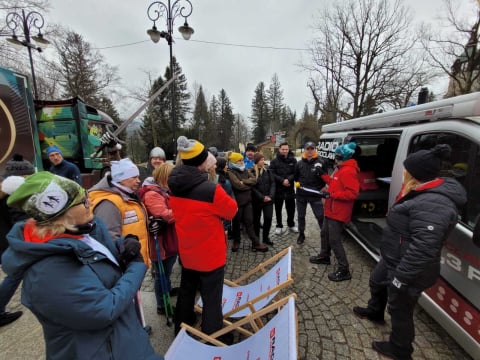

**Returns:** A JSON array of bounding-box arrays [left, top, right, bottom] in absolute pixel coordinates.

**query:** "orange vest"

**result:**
[[89, 190, 150, 266]]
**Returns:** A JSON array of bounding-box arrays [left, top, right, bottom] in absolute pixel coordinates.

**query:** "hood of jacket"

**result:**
[[3, 220, 109, 278], [168, 165, 208, 196], [89, 175, 137, 202], [419, 177, 467, 210], [337, 158, 360, 172]]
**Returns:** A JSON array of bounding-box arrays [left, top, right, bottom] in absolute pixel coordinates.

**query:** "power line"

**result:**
[[92, 37, 310, 51]]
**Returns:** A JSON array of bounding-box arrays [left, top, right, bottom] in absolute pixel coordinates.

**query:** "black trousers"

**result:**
[[174, 265, 225, 335], [274, 191, 296, 228], [252, 201, 273, 242], [319, 217, 349, 269], [368, 259, 421, 357]]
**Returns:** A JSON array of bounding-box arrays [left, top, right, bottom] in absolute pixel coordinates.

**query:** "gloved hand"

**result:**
[[314, 163, 326, 176], [148, 220, 160, 235], [319, 191, 330, 199], [389, 276, 408, 293], [148, 217, 167, 234], [119, 235, 143, 264], [100, 132, 118, 148]]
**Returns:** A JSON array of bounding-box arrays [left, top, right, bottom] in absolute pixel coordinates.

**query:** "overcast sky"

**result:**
[[45, 0, 472, 119]]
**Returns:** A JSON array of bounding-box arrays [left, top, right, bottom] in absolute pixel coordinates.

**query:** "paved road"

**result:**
[[0, 207, 472, 359]]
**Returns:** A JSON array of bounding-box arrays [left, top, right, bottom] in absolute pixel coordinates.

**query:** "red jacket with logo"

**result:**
[[321, 158, 360, 223]]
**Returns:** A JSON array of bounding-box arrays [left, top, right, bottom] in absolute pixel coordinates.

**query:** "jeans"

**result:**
[[296, 195, 324, 233], [0, 271, 22, 314], [152, 255, 178, 309], [231, 203, 258, 243], [175, 265, 225, 335], [274, 191, 296, 228]]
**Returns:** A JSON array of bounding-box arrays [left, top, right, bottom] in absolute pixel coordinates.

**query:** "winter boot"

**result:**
[[352, 306, 385, 325]]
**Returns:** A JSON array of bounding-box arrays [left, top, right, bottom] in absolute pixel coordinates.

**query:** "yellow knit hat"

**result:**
[[177, 136, 208, 166], [228, 152, 243, 163]]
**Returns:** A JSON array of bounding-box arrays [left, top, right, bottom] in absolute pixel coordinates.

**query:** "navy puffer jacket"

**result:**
[[380, 177, 467, 290]]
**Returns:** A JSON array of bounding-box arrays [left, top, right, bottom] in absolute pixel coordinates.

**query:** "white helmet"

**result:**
[[149, 147, 166, 160]]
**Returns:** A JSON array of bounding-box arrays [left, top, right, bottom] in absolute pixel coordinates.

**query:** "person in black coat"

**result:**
[[294, 142, 328, 244], [269, 142, 298, 235], [0, 154, 35, 327], [353, 144, 467, 360], [250, 153, 275, 246]]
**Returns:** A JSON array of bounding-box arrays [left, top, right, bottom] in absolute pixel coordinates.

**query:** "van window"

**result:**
[[409, 133, 480, 229]]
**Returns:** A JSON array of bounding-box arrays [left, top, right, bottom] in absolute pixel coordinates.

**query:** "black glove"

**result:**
[[119, 235, 143, 264], [148, 217, 168, 234], [389, 276, 408, 293], [314, 163, 326, 176], [319, 191, 330, 199]]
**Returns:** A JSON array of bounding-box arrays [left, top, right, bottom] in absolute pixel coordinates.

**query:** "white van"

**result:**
[[319, 92, 480, 359]]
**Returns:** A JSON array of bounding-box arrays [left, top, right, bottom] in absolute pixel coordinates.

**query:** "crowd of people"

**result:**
[[0, 137, 465, 360]]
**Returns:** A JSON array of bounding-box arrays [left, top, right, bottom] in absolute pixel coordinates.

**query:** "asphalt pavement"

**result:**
[[0, 207, 472, 359]]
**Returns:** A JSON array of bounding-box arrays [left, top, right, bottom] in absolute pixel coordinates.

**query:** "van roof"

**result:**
[[322, 92, 480, 133]]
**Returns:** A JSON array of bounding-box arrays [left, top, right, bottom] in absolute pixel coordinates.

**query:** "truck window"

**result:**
[[409, 133, 480, 230]]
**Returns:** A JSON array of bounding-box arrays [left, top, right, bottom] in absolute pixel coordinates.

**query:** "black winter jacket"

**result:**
[[381, 177, 467, 290], [269, 151, 297, 194], [294, 153, 327, 199], [250, 168, 276, 205]]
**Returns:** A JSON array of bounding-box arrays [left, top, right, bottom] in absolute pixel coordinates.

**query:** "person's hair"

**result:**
[[33, 211, 78, 239], [253, 165, 265, 180], [207, 166, 217, 182], [279, 142, 289, 148], [402, 169, 422, 197], [153, 163, 174, 187]]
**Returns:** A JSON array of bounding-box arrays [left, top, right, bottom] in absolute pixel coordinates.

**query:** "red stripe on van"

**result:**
[[424, 278, 480, 343]]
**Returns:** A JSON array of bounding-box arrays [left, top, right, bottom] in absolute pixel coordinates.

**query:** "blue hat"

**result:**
[[335, 142, 357, 160], [46, 145, 63, 157]]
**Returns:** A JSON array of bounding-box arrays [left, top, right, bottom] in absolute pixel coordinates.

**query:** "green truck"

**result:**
[[0, 66, 117, 188]]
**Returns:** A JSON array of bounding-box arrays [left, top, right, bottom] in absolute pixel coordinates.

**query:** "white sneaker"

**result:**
[[289, 226, 299, 233], [275, 228, 282, 235]]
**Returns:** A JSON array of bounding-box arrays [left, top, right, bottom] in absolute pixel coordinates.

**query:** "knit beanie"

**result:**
[[111, 158, 139, 182], [403, 144, 451, 182], [4, 154, 35, 176], [177, 136, 208, 166], [149, 147, 166, 160], [4, 172, 84, 224], [228, 152, 244, 164], [253, 152, 265, 164], [245, 143, 257, 152], [335, 142, 357, 160], [46, 145, 63, 157]]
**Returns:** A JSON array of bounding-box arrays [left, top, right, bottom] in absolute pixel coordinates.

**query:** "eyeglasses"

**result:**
[[73, 197, 90, 209]]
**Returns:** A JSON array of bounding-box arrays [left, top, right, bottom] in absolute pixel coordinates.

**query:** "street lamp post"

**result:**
[[146, 0, 194, 161], [5, 9, 50, 100]]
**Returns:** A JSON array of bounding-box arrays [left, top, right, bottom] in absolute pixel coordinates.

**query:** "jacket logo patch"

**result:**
[[427, 225, 434, 231], [123, 210, 139, 224]]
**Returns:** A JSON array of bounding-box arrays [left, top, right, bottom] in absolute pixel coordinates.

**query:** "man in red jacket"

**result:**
[[168, 136, 238, 339], [310, 142, 360, 282]]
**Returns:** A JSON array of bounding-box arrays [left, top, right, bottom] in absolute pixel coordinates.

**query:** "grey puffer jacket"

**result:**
[[381, 177, 467, 289]]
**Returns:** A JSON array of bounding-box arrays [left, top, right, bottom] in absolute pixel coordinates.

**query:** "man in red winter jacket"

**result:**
[[168, 136, 238, 339], [310, 142, 360, 282]]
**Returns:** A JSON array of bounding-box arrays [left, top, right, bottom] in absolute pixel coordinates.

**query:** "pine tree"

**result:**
[[267, 74, 285, 132], [217, 89, 235, 150], [250, 81, 269, 143], [192, 86, 210, 143]]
